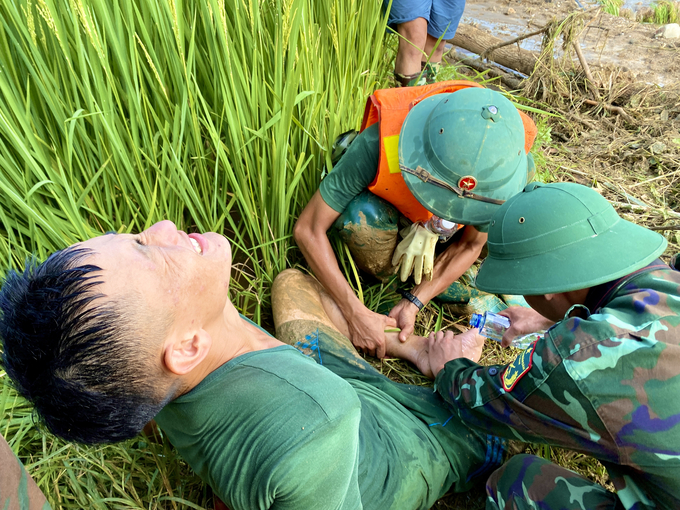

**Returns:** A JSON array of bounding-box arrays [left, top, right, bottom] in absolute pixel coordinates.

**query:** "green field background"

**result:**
[[0, 0, 394, 507]]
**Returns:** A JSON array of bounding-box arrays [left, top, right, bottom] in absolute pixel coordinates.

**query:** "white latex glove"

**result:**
[[391, 223, 439, 284]]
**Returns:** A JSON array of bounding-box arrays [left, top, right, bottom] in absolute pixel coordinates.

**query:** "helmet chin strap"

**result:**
[[564, 303, 591, 321], [400, 165, 506, 205]]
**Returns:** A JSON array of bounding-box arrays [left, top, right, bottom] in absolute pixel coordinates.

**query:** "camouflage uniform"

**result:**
[[435, 261, 680, 509]]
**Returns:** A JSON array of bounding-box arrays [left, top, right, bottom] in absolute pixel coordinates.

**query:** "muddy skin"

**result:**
[[271, 269, 485, 378], [333, 191, 400, 280], [273, 269, 426, 370], [271, 269, 339, 333], [339, 211, 398, 279]]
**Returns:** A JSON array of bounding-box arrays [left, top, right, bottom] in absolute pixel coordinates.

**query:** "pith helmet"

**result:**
[[475, 182, 668, 295], [400, 88, 528, 226]]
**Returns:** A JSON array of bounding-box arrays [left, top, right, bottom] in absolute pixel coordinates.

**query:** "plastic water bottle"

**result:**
[[469, 312, 542, 349]]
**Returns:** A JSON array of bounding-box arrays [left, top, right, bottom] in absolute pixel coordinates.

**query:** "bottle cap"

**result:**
[[469, 313, 483, 329]]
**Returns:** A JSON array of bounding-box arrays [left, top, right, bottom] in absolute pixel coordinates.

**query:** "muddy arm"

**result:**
[[294, 190, 395, 357]]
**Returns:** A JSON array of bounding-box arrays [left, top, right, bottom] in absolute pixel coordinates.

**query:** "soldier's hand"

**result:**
[[347, 307, 397, 359], [426, 330, 462, 377], [427, 328, 485, 377], [500, 306, 554, 347], [389, 298, 420, 342]]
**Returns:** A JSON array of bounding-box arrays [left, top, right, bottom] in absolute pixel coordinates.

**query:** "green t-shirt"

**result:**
[[155, 319, 490, 510], [156, 346, 363, 510], [319, 124, 380, 214]]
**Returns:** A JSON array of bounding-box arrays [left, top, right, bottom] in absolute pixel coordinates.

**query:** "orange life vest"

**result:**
[[361, 80, 538, 224]]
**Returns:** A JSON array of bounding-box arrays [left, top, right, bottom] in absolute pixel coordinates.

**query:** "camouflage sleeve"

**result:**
[[436, 270, 680, 508], [0, 434, 52, 510], [434, 329, 618, 460], [436, 270, 680, 462]]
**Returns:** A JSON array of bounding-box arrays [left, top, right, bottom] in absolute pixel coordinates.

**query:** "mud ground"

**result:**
[[462, 0, 680, 86]]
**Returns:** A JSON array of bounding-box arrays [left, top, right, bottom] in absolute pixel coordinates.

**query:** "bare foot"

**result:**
[[384, 327, 486, 379], [384, 331, 433, 378], [459, 329, 485, 363]]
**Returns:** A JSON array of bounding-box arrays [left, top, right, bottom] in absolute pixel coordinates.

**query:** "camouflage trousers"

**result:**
[[333, 190, 527, 313], [486, 454, 623, 510]]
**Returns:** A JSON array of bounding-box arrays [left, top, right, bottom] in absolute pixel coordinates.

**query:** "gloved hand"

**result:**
[[391, 223, 439, 284]]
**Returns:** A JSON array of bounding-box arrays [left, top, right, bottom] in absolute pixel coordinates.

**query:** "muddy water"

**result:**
[[462, 0, 655, 53], [461, 3, 546, 52], [622, 0, 657, 11], [455, 0, 678, 86]]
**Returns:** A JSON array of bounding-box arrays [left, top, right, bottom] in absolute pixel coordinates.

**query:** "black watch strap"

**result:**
[[400, 290, 424, 311]]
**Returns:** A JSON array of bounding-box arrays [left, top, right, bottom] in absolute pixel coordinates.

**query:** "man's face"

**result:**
[[79, 220, 233, 335], [524, 294, 568, 323]]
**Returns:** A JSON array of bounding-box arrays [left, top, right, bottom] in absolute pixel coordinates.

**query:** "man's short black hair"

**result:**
[[0, 246, 173, 444]]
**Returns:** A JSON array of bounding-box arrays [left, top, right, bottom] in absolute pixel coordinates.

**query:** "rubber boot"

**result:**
[[331, 129, 358, 166], [437, 266, 507, 315], [394, 70, 428, 87], [333, 190, 400, 280], [421, 61, 441, 84]]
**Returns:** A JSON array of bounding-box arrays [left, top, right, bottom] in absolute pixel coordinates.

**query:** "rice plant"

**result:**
[[0, 0, 573, 507], [0, 0, 393, 318], [0, 0, 393, 506], [598, 0, 624, 16], [640, 1, 680, 23]]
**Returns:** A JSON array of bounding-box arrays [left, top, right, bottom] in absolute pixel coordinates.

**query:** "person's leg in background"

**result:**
[[383, 0, 432, 86], [395, 17, 429, 86], [421, 0, 466, 82]]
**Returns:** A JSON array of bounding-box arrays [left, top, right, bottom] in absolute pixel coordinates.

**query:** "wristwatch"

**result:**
[[400, 290, 424, 311]]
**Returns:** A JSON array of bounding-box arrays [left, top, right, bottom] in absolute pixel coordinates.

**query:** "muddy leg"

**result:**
[[270, 269, 484, 378], [384, 331, 434, 378], [333, 190, 400, 280], [272, 269, 352, 349], [272, 269, 434, 372]]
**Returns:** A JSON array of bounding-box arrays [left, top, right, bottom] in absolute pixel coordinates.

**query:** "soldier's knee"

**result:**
[[333, 191, 400, 278], [273, 268, 304, 291], [334, 191, 400, 234]]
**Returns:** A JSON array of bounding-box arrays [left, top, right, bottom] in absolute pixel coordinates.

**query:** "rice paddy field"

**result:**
[[1, 0, 678, 508]]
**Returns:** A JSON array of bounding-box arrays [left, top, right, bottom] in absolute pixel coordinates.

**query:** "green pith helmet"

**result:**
[[475, 182, 668, 295], [400, 88, 528, 226]]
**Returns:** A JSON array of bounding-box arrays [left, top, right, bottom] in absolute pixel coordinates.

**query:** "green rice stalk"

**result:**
[[0, 0, 393, 505]]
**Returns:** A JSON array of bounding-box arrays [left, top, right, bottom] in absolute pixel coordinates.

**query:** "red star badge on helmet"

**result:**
[[458, 176, 477, 191]]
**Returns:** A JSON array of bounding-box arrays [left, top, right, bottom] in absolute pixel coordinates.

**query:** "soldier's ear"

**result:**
[[163, 329, 212, 376]]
